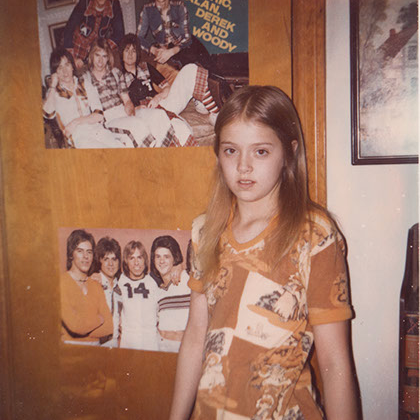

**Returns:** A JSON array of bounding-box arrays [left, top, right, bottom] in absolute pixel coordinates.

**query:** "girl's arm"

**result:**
[[169, 290, 208, 420], [313, 320, 362, 420]]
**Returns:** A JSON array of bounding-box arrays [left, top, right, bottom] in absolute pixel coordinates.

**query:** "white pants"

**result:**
[[159, 63, 198, 115], [104, 105, 151, 147], [135, 107, 192, 147], [72, 123, 126, 148]]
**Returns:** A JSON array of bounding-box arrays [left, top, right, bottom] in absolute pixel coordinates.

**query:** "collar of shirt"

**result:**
[[85, 0, 114, 18], [90, 68, 113, 87]]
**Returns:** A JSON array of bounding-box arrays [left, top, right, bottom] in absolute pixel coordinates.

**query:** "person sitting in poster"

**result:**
[[91, 236, 123, 348], [63, 0, 124, 69], [84, 39, 193, 147], [118, 240, 160, 351], [137, 0, 212, 71], [120, 33, 219, 127], [150, 236, 191, 353], [60, 229, 113, 346], [43, 48, 126, 148]]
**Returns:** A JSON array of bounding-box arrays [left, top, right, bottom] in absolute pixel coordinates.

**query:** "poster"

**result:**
[[59, 226, 192, 353], [37, 0, 249, 149]]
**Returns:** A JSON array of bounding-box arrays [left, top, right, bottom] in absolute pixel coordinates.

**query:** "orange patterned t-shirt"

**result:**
[[188, 212, 353, 420]]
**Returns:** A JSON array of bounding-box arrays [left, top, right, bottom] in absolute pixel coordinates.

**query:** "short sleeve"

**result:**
[[306, 218, 354, 325], [187, 214, 206, 294]]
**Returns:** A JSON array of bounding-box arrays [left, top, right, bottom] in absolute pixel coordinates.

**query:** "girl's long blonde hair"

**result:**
[[198, 85, 326, 285]]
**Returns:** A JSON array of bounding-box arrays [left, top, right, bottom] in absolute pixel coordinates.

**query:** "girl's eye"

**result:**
[[224, 148, 236, 155], [256, 149, 268, 156]]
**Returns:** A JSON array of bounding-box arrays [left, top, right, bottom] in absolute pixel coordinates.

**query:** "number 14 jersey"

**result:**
[[118, 273, 160, 351]]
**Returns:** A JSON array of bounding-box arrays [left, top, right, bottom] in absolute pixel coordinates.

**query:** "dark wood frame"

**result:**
[[350, 0, 418, 165], [43, 0, 76, 10], [48, 21, 67, 50]]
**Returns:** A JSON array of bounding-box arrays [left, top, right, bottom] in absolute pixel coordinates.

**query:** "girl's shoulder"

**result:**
[[304, 209, 345, 255], [191, 213, 206, 245]]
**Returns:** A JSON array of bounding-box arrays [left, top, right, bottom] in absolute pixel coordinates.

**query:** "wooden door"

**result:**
[[0, 1, 325, 418]]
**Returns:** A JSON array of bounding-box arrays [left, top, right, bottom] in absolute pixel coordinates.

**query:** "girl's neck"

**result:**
[[231, 201, 278, 244]]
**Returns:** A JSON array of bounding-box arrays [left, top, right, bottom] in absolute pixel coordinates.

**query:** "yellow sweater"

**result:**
[[60, 272, 113, 344]]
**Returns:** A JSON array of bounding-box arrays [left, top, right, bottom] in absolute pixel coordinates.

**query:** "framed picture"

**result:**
[[48, 21, 67, 50], [350, 0, 418, 165], [43, 0, 76, 10]]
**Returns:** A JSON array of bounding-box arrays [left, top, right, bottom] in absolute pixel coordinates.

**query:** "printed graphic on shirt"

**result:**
[[189, 212, 353, 420]]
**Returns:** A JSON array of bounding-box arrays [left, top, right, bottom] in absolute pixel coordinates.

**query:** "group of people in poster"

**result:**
[[61, 229, 193, 352], [43, 0, 223, 148]]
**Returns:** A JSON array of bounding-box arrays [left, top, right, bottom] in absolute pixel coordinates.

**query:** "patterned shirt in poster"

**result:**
[[88, 68, 127, 113], [188, 212, 353, 419]]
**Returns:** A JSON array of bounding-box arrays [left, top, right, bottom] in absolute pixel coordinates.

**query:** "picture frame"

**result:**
[[350, 0, 418, 165], [48, 21, 67, 50], [43, 0, 76, 10]]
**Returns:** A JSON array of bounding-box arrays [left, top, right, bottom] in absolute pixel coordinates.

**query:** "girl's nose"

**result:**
[[237, 154, 252, 173]]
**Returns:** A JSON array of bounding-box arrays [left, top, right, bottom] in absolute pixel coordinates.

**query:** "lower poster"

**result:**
[[58, 226, 192, 353]]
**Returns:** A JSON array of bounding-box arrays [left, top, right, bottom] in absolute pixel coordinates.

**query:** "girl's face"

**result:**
[[218, 119, 286, 209]]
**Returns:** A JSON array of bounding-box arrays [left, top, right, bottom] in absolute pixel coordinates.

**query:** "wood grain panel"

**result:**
[[292, 0, 326, 205], [249, 0, 292, 95]]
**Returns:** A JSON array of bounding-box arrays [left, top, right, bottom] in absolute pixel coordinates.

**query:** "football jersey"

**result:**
[[118, 273, 159, 351]]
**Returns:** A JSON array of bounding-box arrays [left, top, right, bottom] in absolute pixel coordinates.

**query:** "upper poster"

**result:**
[[37, 0, 249, 149]]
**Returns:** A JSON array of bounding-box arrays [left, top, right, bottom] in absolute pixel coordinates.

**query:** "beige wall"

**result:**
[[326, 1, 418, 419]]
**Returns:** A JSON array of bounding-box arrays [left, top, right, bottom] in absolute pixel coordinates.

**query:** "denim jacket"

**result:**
[[137, 1, 192, 52]]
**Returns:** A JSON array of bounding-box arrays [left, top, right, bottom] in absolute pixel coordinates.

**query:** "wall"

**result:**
[[326, 1, 418, 419]]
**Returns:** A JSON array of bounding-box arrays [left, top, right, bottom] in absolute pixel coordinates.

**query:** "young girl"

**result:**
[[168, 86, 360, 420]]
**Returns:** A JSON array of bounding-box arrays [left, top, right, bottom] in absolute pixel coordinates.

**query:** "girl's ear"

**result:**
[[291, 140, 298, 154]]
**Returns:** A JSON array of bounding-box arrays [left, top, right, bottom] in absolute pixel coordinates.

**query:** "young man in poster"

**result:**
[[43, 48, 125, 148], [137, 0, 212, 71], [149, 235, 191, 353], [60, 229, 113, 345], [64, 0, 125, 69], [118, 240, 160, 351], [92, 236, 123, 347], [119, 33, 219, 127], [84, 38, 193, 147]]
